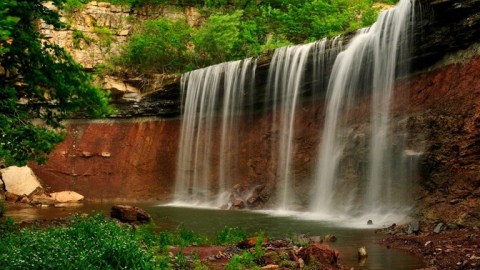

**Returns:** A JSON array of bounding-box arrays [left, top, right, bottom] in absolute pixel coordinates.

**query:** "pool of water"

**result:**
[[5, 203, 423, 269]]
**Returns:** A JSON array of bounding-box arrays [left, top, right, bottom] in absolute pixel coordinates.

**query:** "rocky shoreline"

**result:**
[[378, 222, 480, 269]]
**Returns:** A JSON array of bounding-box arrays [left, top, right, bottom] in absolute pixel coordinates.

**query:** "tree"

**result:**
[[0, 0, 111, 166]]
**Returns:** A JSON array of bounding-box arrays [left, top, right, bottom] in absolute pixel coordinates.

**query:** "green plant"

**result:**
[[216, 226, 247, 245], [118, 17, 192, 74], [0, 0, 111, 166], [0, 213, 158, 269], [193, 10, 243, 65], [72, 29, 93, 49], [94, 26, 114, 50], [226, 251, 258, 270]]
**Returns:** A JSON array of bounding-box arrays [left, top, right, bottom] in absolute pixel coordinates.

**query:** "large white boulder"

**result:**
[[50, 191, 85, 203], [0, 166, 42, 196]]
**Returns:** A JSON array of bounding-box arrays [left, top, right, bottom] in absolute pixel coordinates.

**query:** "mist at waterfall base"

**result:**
[[171, 0, 419, 227]]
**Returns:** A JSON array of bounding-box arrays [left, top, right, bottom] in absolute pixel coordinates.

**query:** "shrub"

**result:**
[[118, 18, 193, 74], [216, 226, 247, 245], [0, 213, 157, 269]]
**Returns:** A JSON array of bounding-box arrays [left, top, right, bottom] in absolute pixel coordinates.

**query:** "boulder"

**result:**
[[324, 234, 337, 242], [30, 194, 55, 206], [50, 191, 84, 203], [297, 243, 339, 266], [1, 166, 42, 196], [230, 198, 246, 209], [407, 219, 420, 235], [110, 205, 152, 224]]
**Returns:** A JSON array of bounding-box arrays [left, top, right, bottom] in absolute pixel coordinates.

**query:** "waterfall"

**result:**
[[266, 39, 341, 210], [174, 59, 256, 206], [173, 0, 417, 222], [311, 0, 415, 218]]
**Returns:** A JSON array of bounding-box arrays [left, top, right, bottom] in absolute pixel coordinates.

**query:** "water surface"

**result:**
[[6, 203, 423, 269]]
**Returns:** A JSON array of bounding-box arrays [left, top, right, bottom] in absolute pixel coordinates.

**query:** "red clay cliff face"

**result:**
[[30, 119, 181, 202]]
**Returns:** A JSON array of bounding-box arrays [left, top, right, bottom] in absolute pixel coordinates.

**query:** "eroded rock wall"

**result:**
[[404, 53, 480, 227], [30, 119, 180, 202]]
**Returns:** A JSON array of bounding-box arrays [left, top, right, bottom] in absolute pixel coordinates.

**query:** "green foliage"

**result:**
[[226, 251, 258, 270], [72, 29, 93, 49], [113, 0, 389, 74], [0, 217, 15, 233], [0, 0, 112, 166], [216, 226, 247, 245], [93, 26, 114, 50], [117, 18, 193, 74], [0, 213, 157, 269], [194, 10, 243, 65]]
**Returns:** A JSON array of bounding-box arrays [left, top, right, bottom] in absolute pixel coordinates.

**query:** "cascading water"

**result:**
[[266, 39, 340, 210], [173, 0, 417, 223], [311, 0, 415, 220], [174, 59, 256, 206]]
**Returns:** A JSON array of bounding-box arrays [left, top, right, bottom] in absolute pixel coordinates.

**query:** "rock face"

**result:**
[[0, 166, 42, 196], [30, 119, 180, 201]]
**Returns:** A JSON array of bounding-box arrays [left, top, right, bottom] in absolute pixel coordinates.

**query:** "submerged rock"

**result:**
[[358, 246, 368, 259], [110, 205, 152, 224]]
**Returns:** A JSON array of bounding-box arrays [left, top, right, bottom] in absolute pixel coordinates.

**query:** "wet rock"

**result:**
[[230, 198, 246, 209], [358, 246, 368, 259], [309, 236, 323, 243], [407, 219, 420, 235], [297, 243, 339, 266], [30, 194, 55, 206], [367, 220, 373, 225], [19, 195, 30, 204], [325, 234, 337, 242], [433, 222, 445, 234], [246, 185, 266, 208], [5, 192, 20, 202], [110, 205, 152, 224]]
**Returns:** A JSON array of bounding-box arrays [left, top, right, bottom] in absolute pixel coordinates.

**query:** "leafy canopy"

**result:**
[[0, 0, 111, 166], [115, 0, 394, 74]]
